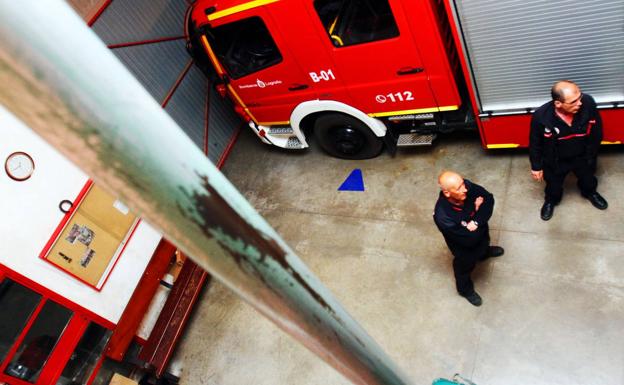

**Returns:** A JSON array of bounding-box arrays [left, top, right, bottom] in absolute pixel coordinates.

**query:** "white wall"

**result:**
[[0, 106, 162, 324]]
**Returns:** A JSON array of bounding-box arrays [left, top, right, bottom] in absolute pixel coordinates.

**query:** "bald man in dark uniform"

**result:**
[[433, 171, 504, 306], [529, 80, 607, 220]]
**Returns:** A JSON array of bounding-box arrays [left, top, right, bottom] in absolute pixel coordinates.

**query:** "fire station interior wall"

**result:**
[[451, 0, 624, 113], [66, 0, 106, 21], [0, 106, 162, 324], [86, 0, 242, 163]]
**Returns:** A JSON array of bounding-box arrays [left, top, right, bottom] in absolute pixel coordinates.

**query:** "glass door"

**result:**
[[0, 277, 110, 385], [3, 300, 73, 382], [56, 323, 111, 385], [0, 280, 43, 369]]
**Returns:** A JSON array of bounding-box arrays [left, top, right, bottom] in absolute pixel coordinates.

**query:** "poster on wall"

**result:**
[[40, 182, 139, 290]]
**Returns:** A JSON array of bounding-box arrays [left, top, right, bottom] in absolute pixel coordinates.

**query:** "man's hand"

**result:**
[[475, 196, 484, 211], [466, 221, 478, 232], [531, 169, 543, 182]]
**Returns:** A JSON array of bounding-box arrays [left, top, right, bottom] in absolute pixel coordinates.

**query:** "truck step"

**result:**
[[286, 136, 302, 148], [397, 133, 437, 146], [268, 126, 294, 135]]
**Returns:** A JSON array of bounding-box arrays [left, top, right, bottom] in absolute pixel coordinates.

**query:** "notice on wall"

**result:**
[[41, 183, 138, 289]]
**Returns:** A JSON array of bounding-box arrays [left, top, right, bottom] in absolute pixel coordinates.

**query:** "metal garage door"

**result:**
[[449, 0, 624, 114], [88, 0, 242, 164]]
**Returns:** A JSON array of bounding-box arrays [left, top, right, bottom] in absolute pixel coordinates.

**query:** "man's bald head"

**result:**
[[438, 170, 467, 203], [551, 80, 582, 115], [551, 80, 578, 102], [438, 170, 462, 190]]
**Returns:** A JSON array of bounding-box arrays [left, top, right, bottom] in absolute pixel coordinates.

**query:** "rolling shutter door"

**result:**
[[450, 0, 624, 114]]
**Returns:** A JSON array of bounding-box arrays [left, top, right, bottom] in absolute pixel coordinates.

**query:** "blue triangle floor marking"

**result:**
[[338, 169, 365, 191]]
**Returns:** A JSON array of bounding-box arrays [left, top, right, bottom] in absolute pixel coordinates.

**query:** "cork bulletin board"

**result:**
[[40, 182, 139, 290]]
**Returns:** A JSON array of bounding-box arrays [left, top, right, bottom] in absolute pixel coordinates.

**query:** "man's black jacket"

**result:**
[[529, 94, 603, 171], [433, 179, 494, 253]]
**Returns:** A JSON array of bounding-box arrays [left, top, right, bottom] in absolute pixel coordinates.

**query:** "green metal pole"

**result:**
[[0, 2, 413, 385]]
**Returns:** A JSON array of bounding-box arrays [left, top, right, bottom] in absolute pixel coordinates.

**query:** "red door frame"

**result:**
[[0, 266, 114, 385], [0, 313, 90, 385]]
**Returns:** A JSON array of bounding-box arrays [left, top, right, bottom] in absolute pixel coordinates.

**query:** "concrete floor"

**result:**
[[173, 128, 624, 385]]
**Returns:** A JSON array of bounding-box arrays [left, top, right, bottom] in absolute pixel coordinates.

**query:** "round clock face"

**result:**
[[5, 151, 35, 181]]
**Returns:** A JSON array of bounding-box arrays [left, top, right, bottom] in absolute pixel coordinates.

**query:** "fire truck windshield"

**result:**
[[207, 16, 282, 79]]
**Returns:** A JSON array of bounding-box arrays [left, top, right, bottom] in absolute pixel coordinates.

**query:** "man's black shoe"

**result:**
[[480, 246, 504, 261], [586, 192, 608, 210], [540, 202, 554, 221], [461, 292, 482, 307], [487, 246, 504, 258]]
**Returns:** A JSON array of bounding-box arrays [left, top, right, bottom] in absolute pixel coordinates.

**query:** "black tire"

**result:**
[[313, 113, 384, 159]]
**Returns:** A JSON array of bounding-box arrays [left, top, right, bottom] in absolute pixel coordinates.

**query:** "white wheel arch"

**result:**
[[290, 100, 387, 138]]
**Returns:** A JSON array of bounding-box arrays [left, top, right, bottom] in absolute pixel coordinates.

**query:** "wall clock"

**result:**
[[5, 151, 35, 181]]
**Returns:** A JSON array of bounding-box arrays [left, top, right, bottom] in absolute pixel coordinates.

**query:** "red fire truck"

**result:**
[[187, 0, 624, 159]]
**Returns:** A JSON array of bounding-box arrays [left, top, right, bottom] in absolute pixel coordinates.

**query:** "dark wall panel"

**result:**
[[165, 66, 207, 150], [111, 39, 189, 104], [90, 0, 240, 165], [92, 0, 188, 45], [208, 88, 242, 164]]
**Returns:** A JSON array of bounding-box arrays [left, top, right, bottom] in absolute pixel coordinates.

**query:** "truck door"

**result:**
[[310, 0, 437, 116], [205, 9, 317, 125]]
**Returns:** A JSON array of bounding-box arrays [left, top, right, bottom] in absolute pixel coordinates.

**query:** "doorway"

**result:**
[[0, 276, 111, 385]]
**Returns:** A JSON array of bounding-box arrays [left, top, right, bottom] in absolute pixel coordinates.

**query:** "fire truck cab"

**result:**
[[188, 0, 624, 159], [188, 0, 466, 159]]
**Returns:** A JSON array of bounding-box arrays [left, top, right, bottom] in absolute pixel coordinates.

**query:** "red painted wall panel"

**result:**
[[479, 115, 531, 148], [479, 108, 624, 148], [600, 108, 624, 143]]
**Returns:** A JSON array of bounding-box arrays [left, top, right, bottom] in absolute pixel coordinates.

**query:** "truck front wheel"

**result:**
[[313, 113, 383, 159]]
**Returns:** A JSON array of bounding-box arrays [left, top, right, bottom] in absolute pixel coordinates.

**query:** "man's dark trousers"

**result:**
[[452, 228, 489, 296], [544, 158, 597, 204]]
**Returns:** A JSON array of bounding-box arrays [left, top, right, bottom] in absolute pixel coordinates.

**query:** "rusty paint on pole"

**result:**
[[0, 2, 413, 385]]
